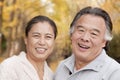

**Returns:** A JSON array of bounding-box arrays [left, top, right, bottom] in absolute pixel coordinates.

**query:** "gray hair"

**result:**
[[70, 6, 113, 41]]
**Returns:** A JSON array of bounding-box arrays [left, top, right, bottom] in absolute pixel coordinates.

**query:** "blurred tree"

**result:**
[[58, 0, 120, 63], [101, 0, 120, 33], [47, 0, 71, 61], [1, 0, 50, 57], [108, 33, 120, 63], [0, 0, 120, 64], [1, 0, 24, 57], [0, 0, 4, 55], [100, 0, 120, 63]]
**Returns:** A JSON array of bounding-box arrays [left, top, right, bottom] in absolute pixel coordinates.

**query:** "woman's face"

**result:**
[[24, 22, 55, 61]]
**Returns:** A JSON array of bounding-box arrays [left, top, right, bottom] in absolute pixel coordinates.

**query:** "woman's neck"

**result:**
[[35, 62, 44, 80], [26, 55, 45, 80]]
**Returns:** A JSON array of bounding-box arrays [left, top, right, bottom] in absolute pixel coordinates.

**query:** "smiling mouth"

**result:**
[[36, 48, 47, 54], [78, 43, 90, 49]]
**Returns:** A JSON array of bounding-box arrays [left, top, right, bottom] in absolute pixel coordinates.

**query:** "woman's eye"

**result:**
[[33, 35, 39, 38], [79, 29, 84, 32], [78, 29, 85, 33], [46, 36, 53, 39]]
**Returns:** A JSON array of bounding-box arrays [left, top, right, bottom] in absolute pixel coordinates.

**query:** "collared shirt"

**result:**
[[54, 49, 120, 80], [0, 51, 53, 80]]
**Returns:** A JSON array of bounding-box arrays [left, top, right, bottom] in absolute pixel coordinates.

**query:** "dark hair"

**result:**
[[70, 6, 113, 41], [70, 6, 113, 51], [25, 15, 57, 39]]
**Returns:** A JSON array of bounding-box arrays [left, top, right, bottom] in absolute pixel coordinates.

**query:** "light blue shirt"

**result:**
[[54, 49, 120, 80]]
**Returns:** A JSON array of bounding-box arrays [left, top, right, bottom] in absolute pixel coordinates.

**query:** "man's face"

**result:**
[[24, 22, 55, 61], [71, 14, 107, 62]]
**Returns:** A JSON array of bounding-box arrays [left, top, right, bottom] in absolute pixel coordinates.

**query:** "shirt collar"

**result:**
[[64, 49, 108, 73], [19, 51, 53, 80], [64, 54, 75, 73]]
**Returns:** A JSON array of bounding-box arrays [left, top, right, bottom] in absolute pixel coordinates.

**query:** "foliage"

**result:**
[[0, 0, 120, 64], [102, 0, 120, 33], [107, 33, 120, 63]]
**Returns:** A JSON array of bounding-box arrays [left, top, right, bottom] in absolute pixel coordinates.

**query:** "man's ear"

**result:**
[[103, 41, 109, 51], [101, 37, 107, 48]]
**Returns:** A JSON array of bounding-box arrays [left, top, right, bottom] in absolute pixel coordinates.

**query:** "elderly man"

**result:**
[[54, 6, 120, 80]]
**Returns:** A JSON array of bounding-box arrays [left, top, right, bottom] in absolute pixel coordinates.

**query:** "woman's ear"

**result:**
[[24, 37, 27, 45]]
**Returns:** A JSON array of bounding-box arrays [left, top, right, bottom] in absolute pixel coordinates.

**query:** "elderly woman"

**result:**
[[0, 15, 57, 80]]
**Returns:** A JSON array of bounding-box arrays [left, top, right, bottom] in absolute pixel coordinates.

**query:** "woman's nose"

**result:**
[[38, 37, 46, 45]]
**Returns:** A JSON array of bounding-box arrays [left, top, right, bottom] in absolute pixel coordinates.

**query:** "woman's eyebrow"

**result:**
[[76, 25, 84, 29]]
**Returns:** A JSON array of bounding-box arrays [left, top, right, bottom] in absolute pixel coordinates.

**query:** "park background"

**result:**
[[0, 0, 120, 71]]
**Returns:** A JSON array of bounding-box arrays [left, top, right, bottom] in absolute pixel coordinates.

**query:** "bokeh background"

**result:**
[[0, 0, 120, 71]]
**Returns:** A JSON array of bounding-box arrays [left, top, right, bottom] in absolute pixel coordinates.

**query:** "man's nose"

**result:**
[[81, 32, 90, 42]]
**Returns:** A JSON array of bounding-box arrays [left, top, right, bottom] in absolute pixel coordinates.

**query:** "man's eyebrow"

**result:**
[[76, 25, 101, 33]]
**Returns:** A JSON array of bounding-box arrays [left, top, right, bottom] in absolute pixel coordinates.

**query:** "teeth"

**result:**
[[36, 48, 45, 50], [36, 48, 46, 53], [78, 43, 89, 49]]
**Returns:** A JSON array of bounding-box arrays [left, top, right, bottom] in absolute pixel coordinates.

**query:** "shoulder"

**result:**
[[0, 51, 26, 70], [107, 57, 120, 70], [1, 55, 19, 67], [57, 56, 72, 67], [102, 55, 120, 73], [45, 62, 53, 74], [60, 55, 74, 64], [109, 68, 120, 80], [105, 65, 120, 80], [55, 55, 74, 73], [0, 55, 20, 79], [44, 62, 54, 80], [54, 56, 73, 80], [102, 57, 120, 80]]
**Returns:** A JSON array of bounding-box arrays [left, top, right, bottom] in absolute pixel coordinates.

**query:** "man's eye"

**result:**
[[78, 29, 85, 33], [91, 32, 99, 38], [77, 27, 84, 31], [91, 33, 97, 36]]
